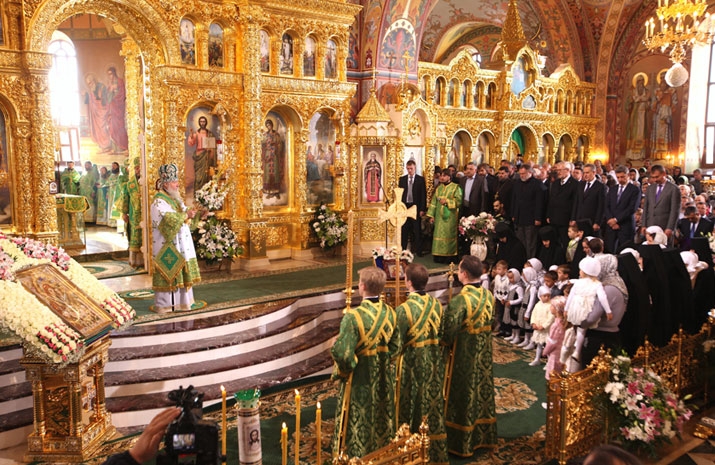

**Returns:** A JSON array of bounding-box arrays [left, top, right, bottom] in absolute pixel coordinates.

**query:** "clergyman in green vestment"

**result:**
[[394, 263, 448, 465], [79, 161, 99, 223], [60, 161, 81, 195], [427, 168, 462, 263], [121, 158, 144, 267], [331, 266, 400, 458], [443, 255, 497, 456]]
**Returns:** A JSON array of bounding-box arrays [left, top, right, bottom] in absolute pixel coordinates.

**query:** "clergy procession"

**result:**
[[331, 157, 715, 460]]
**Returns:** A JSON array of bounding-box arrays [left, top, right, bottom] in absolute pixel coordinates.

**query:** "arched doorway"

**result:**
[[447, 130, 472, 169], [557, 134, 574, 162], [508, 126, 538, 163]]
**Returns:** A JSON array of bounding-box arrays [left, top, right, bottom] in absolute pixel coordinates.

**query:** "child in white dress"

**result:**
[[565, 256, 612, 365], [529, 285, 555, 366], [492, 260, 510, 335], [504, 268, 525, 343]]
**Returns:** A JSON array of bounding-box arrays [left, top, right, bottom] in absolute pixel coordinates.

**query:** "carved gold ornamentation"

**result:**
[[266, 225, 288, 247]]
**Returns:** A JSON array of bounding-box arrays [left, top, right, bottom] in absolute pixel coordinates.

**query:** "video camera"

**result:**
[[156, 385, 222, 465]]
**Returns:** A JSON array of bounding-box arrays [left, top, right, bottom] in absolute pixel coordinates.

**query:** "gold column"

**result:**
[[238, 7, 268, 258]]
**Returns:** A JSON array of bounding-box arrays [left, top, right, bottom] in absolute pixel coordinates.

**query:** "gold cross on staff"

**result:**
[[377, 187, 417, 244], [377, 187, 417, 305]]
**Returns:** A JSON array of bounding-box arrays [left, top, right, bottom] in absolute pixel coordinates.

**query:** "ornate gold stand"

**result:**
[[21, 336, 115, 462]]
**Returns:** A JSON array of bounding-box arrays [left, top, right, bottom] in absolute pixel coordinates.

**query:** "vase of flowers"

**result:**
[[371, 246, 414, 279], [604, 354, 692, 458], [459, 212, 496, 261], [311, 203, 348, 252], [192, 178, 242, 267]]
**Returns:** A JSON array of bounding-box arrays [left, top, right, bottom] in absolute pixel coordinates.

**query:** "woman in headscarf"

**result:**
[[643, 225, 668, 248], [580, 254, 628, 366]]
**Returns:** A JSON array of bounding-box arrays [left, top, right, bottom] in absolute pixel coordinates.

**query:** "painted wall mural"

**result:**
[[379, 21, 416, 71], [262, 112, 289, 207], [184, 107, 221, 203], [306, 112, 336, 206]]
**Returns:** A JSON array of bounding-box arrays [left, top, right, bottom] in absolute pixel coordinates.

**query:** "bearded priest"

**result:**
[[150, 163, 201, 313]]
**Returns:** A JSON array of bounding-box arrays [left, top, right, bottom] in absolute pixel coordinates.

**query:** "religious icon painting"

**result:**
[[279, 33, 294, 75], [361, 146, 385, 205], [306, 112, 335, 206], [303, 36, 316, 77], [260, 30, 270, 73], [511, 55, 528, 96], [0, 110, 11, 227], [262, 111, 289, 207], [0, 10, 5, 47], [208, 23, 224, 68], [403, 147, 423, 176], [184, 107, 220, 206], [179, 18, 196, 65], [325, 39, 337, 79]]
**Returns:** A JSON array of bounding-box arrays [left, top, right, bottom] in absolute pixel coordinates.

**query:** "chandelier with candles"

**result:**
[[643, 0, 715, 86]]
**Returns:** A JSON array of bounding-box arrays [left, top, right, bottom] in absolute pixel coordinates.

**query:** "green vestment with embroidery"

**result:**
[[395, 292, 449, 465], [121, 176, 142, 251], [427, 182, 462, 257], [443, 284, 497, 456], [331, 299, 399, 458]]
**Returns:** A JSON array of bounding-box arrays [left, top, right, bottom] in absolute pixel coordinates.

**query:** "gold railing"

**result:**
[[545, 324, 711, 465], [334, 421, 430, 465]]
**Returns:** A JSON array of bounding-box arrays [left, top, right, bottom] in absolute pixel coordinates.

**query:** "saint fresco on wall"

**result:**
[[179, 18, 195, 65], [304, 36, 316, 77], [262, 111, 288, 207], [208, 23, 224, 68], [184, 107, 220, 204], [361, 146, 384, 204], [306, 112, 335, 205], [260, 30, 270, 73], [0, 110, 11, 226]]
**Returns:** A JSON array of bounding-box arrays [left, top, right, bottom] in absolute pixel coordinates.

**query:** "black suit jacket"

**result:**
[[547, 176, 578, 226], [459, 175, 488, 216], [572, 179, 606, 227], [495, 178, 514, 218], [676, 216, 714, 250], [604, 182, 640, 230], [511, 176, 546, 226], [398, 173, 427, 214]]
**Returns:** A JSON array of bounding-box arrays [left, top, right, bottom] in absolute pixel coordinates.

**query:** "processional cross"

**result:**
[[377, 187, 417, 306]]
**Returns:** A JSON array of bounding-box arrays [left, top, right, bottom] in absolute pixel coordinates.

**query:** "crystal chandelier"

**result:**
[[643, 0, 714, 65]]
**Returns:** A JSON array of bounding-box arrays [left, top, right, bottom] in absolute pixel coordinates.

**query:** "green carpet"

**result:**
[[120, 255, 449, 321], [84, 259, 145, 279]]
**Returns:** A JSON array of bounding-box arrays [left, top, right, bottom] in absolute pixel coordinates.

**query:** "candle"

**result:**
[[281, 422, 288, 465], [316, 402, 322, 465], [295, 390, 301, 465], [221, 385, 227, 461]]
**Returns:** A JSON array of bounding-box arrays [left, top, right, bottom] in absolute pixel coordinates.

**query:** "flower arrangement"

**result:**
[[195, 178, 228, 211], [604, 354, 692, 456], [311, 203, 348, 250], [705, 232, 715, 254], [192, 178, 242, 264], [459, 212, 497, 241], [371, 246, 414, 264]]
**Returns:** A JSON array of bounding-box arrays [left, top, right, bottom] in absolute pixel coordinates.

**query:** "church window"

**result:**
[[704, 42, 715, 166], [48, 33, 80, 127]]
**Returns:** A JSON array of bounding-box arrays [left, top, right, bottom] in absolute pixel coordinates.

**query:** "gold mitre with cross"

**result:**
[[377, 187, 417, 239]]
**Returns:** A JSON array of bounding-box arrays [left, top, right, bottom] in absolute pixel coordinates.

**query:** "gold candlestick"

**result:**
[[221, 385, 227, 462], [295, 390, 301, 465], [281, 422, 288, 465], [316, 401, 322, 465]]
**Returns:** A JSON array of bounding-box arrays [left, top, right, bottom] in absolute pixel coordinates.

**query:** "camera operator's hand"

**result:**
[[129, 407, 182, 464]]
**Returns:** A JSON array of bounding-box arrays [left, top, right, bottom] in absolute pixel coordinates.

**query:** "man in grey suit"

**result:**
[[642, 164, 680, 245]]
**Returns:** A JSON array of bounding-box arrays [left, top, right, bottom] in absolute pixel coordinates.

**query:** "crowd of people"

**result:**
[[335, 157, 715, 459]]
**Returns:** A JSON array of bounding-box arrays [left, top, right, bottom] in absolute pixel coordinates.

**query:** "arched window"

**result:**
[[48, 32, 80, 127], [471, 50, 482, 66]]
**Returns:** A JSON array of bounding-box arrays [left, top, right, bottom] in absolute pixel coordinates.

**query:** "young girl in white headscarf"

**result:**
[[504, 268, 525, 344], [518, 267, 539, 350], [564, 256, 613, 367], [529, 285, 556, 366]]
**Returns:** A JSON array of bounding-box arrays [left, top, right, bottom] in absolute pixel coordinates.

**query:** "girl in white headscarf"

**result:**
[[518, 267, 539, 350], [504, 268, 524, 344], [643, 225, 667, 248]]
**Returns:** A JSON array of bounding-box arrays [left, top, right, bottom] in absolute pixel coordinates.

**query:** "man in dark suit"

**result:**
[[676, 205, 714, 251], [572, 163, 606, 235], [479, 163, 498, 214], [495, 166, 514, 218], [604, 165, 641, 253], [458, 162, 487, 216], [642, 164, 680, 245], [399, 159, 427, 255], [546, 161, 578, 247], [511, 163, 546, 258]]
